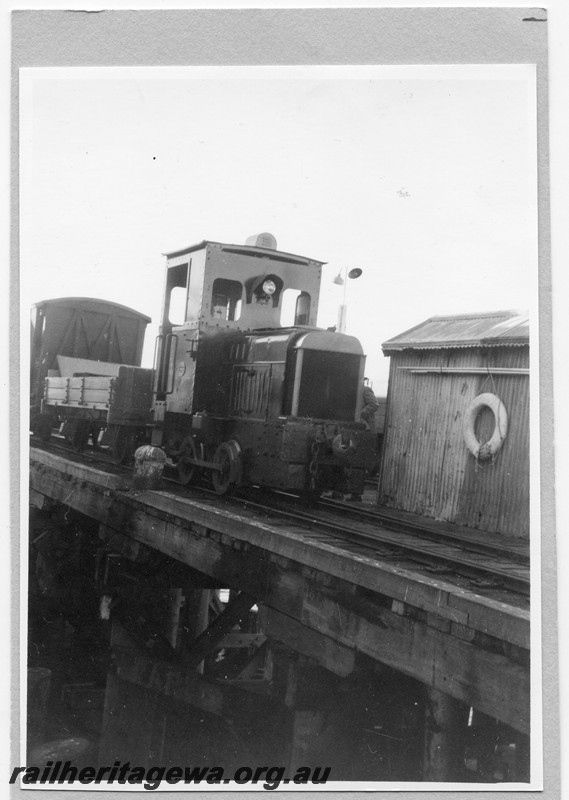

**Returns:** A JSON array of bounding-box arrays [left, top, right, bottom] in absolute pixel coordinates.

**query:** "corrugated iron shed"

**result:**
[[378, 309, 530, 538], [382, 310, 529, 352]]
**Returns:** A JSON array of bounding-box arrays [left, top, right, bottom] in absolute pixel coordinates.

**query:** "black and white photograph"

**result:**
[[12, 5, 560, 796]]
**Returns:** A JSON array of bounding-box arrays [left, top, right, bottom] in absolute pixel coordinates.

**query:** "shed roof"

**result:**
[[382, 310, 529, 352]]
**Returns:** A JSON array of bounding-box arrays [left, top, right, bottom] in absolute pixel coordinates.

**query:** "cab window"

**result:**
[[281, 289, 311, 326], [166, 262, 189, 326], [211, 278, 242, 321]]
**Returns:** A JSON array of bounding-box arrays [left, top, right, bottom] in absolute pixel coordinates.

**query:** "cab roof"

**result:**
[[163, 239, 325, 267]]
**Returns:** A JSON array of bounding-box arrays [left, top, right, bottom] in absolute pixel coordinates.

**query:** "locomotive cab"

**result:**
[[153, 234, 324, 429]]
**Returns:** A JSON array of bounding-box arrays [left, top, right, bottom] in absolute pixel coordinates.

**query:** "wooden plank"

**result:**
[[423, 689, 468, 781], [29, 452, 530, 648], [29, 454, 529, 647], [139, 489, 531, 648], [295, 584, 529, 734], [31, 448, 128, 490], [113, 646, 281, 722], [124, 506, 529, 731], [29, 452, 530, 732], [29, 488, 49, 511], [57, 355, 121, 377], [219, 633, 267, 649], [289, 710, 326, 773], [114, 646, 223, 716], [263, 607, 355, 677], [110, 621, 277, 719]]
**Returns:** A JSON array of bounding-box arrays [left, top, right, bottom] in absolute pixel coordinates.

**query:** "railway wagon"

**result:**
[[151, 233, 375, 496], [378, 310, 529, 538], [31, 298, 153, 455]]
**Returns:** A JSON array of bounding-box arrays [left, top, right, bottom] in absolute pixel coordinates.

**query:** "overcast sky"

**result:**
[[20, 65, 537, 394]]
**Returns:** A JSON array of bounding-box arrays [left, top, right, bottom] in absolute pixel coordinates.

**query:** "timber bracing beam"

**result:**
[[180, 591, 257, 670], [108, 622, 277, 721]]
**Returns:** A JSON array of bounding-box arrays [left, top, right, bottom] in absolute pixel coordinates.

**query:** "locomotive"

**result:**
[[33, 233, 375, 497]]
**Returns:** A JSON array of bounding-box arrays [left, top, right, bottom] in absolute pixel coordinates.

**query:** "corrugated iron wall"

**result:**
[[378, 347, 529, 538]]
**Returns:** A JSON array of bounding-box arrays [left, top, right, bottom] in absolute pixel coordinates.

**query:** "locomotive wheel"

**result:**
[[177, 436, 199, 485], [212, 440, 242, 495]]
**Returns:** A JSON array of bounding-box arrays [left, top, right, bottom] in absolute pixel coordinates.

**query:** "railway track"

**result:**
[[31, 437, 530, 602], [319, 494, 530, 564], [226, 489, 530, 601]]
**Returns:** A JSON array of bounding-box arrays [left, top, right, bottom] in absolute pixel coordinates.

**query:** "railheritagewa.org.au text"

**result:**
[[10, 762, 332, 790]]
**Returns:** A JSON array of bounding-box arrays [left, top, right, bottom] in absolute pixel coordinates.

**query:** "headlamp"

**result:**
[[262, 279, 277, 296]]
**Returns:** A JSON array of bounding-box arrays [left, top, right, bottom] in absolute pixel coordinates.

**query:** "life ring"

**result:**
[[463, 392, 508, 461]]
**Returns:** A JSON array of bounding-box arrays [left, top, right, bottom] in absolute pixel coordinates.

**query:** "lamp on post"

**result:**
[[333, 266, 363, 333]]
